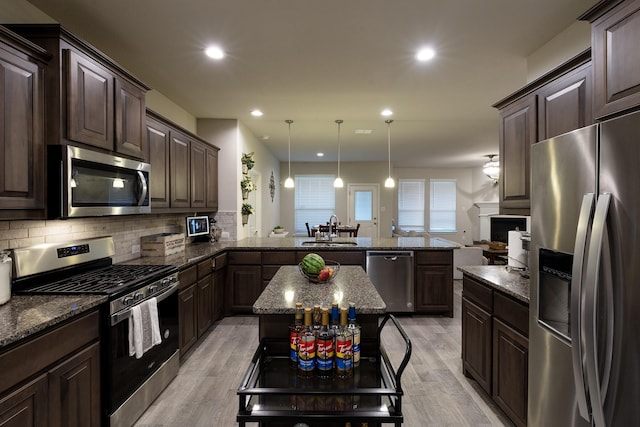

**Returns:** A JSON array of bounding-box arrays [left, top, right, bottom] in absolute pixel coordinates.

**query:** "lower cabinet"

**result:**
[[226, 251, 262, 315], [462, 274, 528, 427], [414, 250, 454, 316], [0, 310, 101, 427]]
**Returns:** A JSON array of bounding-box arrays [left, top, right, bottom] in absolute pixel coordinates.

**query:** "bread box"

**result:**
[[141, 233, 185, 257]]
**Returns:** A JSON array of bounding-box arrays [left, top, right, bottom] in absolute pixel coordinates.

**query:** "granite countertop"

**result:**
[[253, 265, 386, 314], [122, 236, 459, 269], [457, 265, 530, 304], [0, 294, 107, 348]]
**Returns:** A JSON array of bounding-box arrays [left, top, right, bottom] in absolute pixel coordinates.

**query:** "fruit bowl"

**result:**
[[488, 241, 507, 250], [298, 260, 340, 284]]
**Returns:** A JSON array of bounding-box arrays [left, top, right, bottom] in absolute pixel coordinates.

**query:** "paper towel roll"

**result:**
[[508, 230, 528, 268]]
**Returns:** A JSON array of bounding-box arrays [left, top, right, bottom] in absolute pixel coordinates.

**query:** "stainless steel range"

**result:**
[[12, 236, 180, 427]]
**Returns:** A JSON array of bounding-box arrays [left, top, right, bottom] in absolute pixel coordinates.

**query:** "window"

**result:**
[[429, 179, 456, 232], [398, 179, 425, 231], [294, 175, 336, 235]]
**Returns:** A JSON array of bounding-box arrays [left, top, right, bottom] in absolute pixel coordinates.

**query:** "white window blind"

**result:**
[[429, 179, 457, 232], [398, 179, 425, 231], [294, 175, 336, 235]]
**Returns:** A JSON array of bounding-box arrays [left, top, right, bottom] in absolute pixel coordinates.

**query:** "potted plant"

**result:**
[[241, 203, 254, 225], [240, 176, 255, 199], [273, 225, 285, 234], [241, 152, 255, 174]]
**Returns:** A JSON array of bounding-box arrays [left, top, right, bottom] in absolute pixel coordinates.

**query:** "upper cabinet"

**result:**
[[0, 26, 49, 220], [146, 110, 220, 213], [581, 0, 640, 119], [7, 24, 150, 160], [493, 50, 592, 215]]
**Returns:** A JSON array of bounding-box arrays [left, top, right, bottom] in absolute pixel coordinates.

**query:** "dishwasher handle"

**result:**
[[366, 251, 414, 259]]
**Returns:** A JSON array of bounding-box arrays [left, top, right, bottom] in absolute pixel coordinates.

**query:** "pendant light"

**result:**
[[334, 119, 344, 188], [384, 119, 395, 188], [482, 154, 500, 183], [284, 120, 295, 188]]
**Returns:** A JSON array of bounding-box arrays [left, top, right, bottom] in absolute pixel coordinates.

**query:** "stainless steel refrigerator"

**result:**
[[529, 110, 640, 427]]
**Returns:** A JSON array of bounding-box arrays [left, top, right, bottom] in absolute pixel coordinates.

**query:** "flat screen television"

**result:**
[[490, 215, 530, 243], [186, 215, 210, 237]]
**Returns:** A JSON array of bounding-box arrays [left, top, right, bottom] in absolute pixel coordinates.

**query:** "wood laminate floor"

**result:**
[[134, 281, 513, 427]]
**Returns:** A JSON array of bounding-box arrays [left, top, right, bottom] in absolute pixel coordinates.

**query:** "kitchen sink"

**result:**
[[301, 241, 358, 247]]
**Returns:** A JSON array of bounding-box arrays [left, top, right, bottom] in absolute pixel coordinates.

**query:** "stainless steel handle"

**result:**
[[385, 256, 398, 261], [584, 193, 613, 427], [570, 193, 595, 421], [137, 170, 148, 206], [110, 282, 178, 326]]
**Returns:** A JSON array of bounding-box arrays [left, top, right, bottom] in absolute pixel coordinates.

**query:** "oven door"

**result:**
[[107, 284, 179, 414]]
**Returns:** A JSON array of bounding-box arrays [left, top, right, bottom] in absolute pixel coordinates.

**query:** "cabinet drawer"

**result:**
[[262, 265, 282, 281], [228, 251, 261, 265], [262, 251, 296, 265], [415, 250, 453, 265], [197, 257, 214, 277], [494, 292, 529, 337], [179, 265, 197, 289], [296, 251, 364, 266], [463, 276, 493, 313], [214, 252, 227, 269]]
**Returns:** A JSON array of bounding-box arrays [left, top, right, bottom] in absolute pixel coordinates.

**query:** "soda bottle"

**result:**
[[297, 307, 316, 378], [289, 302, 304, 368], [316, 307, 334, 378], [347, 302, 361, 366], [335, 307, 353, 378]]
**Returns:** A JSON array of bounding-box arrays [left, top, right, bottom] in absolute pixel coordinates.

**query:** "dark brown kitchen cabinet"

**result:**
[[7, 24, 150, 160], [48, 342, 101, 427], [213, 253, 227, 321], [581, 0, 640, 119], [226, 251, 262, 315], [178, 266, 198, 355], [205, 146, 219, 210], [493, 49, 591, 215], [461, 274, 528, 427], [170, 131, 191, 208], [146, 113, 171, 208], [263, 251, 297, 288], [196, 258, 215, 337], [0, 374, 47, 427], [414, 250, 453, 316], [294, 250, 365, 267], [190, 140, 207, 209], [0, 26, 48, 220], [0, 310, 101, 427]]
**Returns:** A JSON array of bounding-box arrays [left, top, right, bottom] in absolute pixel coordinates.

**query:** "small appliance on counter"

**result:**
[[0, 250, 11, 305]]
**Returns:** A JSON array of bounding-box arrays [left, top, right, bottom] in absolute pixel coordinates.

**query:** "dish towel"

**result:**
[[128, 297, 162, 359]]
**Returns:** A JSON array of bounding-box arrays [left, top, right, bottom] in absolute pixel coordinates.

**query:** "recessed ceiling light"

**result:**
[[250, 109, 263, 117], [416, 47, 435, 61], [205, 45, 225, 59], [354, 129, 373, 135], [317, 152, 324, 157], [262, 135, 270, 140], [381, 109, 393, 116]]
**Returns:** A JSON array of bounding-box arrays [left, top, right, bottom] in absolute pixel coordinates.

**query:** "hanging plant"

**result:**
[[241, 203, 254, 216], [241, 152, 255, 173], [240, 175, 256, 192]]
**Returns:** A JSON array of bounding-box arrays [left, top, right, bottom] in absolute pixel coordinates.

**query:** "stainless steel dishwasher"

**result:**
[[366, 251, 414, 313]]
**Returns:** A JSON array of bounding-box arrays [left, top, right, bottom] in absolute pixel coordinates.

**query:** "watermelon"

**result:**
[[301, 253, 325, 275]]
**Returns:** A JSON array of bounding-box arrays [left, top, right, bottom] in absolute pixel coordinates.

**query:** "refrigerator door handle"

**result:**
[[584, 192, 613, 427], [571, 193, 595, 421]]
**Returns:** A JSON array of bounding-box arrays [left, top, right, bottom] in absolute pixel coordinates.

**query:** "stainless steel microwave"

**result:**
[[48, 145, 151, 218]]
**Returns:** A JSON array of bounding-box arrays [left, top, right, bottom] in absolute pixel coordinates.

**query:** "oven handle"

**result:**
[[110, 282, 179, 326]]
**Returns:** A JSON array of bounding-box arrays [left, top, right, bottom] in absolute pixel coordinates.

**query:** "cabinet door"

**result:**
[[170, 131, 190, 208], [190, 140, 206, 208], [115, 77, 146, 159], [179, 285, 198, 355], [0, 374, 47, 427], [226, 265, 262, 314], [493, 318, 528, 427], [592, 0, 640, 119], [206, 146, 219, 210], [197, 275, 213, 337], [48, 342, 100, 427], [0, 45, 45, 214], [498, 94, 536, 213], [415, 265, 453, 316], [462, 297, 492, 395], [213, 269, 225, 321], [146, 116, 171, 208], [538, 62, 592, 140], [65, 49, 113, 150]]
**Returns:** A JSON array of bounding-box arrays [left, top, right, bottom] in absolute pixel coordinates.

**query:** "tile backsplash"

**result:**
[[0, 212, 235, 263]]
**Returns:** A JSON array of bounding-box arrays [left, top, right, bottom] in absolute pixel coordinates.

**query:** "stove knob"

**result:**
[[160, 278, 170, 288], [148, 285, 158, 294], [134, 292, 144, 301], [123, 295, 134, 306]]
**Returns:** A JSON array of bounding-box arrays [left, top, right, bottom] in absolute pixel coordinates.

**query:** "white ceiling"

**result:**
[[20, 0, 597, 168]]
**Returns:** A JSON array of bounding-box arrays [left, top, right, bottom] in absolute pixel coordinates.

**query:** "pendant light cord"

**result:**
[[286, 119, 293, 177], [336, 119, 343, 177], [386, 119, 393, 177]]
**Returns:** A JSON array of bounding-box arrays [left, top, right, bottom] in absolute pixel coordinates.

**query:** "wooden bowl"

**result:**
[[488, 241, 507, 250]]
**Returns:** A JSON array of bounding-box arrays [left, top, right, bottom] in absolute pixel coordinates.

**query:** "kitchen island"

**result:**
[[254, 265, 386, 354]]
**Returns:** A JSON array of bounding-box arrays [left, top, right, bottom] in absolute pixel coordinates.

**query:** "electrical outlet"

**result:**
[[221, 231, 230, 238], [132, 245, 140, 254]]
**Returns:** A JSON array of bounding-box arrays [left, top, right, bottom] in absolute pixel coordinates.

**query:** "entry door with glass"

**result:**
[[347, 184, 379, 238]]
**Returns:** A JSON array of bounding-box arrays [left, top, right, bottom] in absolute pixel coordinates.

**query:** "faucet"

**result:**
[[328, 214, 339, 241]]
